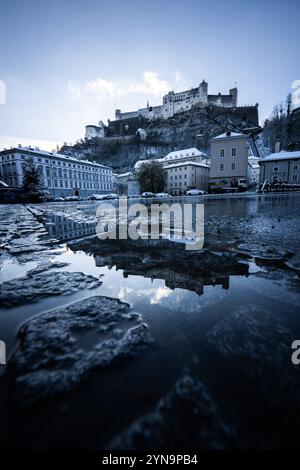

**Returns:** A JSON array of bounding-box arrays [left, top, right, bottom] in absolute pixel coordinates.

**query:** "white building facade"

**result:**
[[0, 146, 113, 198], [247, 156, 261, 186], [165, 161, 210, 195]]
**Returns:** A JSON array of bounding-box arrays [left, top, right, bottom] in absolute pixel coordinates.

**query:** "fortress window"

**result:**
[[231, 163, 236, 170], [220, 149, 225, 157], [232, 148, 237, 156], [220, 164, 224, 171]]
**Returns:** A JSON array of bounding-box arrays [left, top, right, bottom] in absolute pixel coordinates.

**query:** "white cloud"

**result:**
[[67, 70, 172, 103], [150, 286, 172, 305], [127, 71, 171, 97]]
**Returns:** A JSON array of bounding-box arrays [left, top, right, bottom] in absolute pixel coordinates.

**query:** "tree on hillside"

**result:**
[[263, 93, 294, 152], [22, 158, 43, 198], [137, 161, 166, 193]]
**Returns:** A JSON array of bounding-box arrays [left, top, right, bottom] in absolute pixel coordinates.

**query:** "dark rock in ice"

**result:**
[[234, 242, 289, 261], [111, 374, 235, 450], [0, 271, 102, 308], [8, 296, 150, 406], [285, 252, 300, 272], [26, 260, 70, 276]]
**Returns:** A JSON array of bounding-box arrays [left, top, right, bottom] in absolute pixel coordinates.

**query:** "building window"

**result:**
[[232, 148, 237, 156], [273, 167, 278, 172], [220, 149, 225, 157], [292, 174, 298, 181], [220, 164, 224, 171], [231, 163, 236, 170], [293, 165, 298, 170]]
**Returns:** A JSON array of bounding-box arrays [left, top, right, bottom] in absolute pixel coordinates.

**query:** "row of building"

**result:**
[[1, 134, 299, 199]]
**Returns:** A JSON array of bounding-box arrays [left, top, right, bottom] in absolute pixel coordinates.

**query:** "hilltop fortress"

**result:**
[[85, 80, 241, 139], [115, 80, 238, 121]]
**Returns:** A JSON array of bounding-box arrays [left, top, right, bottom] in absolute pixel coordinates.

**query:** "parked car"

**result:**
[[53, 197, 65, 202], [155, 192, 172, 198], [64, 195, 80, 201], [102, 193, 118, 200], [186, 189, 206, 196], [89, 194, 106, 201], [141, 192, 155, 198]]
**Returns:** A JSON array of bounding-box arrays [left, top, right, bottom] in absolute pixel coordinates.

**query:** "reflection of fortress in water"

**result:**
[[45, 214, 249, 296], [69, 237, 249, 296]]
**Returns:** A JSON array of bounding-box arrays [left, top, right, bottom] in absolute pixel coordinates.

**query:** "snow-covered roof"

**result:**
[[0, 146, 111, 169], [134, 158, 164, 169], [134, 148, 207, 170], [248, 161, 260, 169], [260, 150, 300, 162], [116, 171, 132, 178], [164, 160, 210, 169], [163, 148, 205, 161], [211, 132, 245, 140]]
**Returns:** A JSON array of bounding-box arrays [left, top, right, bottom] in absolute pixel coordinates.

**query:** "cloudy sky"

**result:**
[[0, 0, 299, 150]]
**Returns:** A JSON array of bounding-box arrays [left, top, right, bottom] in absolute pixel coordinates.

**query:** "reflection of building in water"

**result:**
[[88, 239, 249, 296], [46, 214, 96, 241], [163, 269, 230, 295]]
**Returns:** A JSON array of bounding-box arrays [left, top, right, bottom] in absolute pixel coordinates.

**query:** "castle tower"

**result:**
[[199, 79, 208, 104], [229, 87, 238, 106]]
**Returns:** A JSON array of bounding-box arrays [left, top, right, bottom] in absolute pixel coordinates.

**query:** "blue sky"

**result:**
[[0, 0, 299, 150]]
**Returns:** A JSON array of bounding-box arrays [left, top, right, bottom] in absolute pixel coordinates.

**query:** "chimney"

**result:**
[[275, 141, 280, 153]]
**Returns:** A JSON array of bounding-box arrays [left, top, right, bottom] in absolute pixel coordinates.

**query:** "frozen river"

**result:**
[[0, 192, 300, 449]]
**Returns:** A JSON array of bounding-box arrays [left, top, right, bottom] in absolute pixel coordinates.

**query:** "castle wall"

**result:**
[[113, 83, 241, 123], [85, 126, 104, 139], [116, 110, 139, 120]]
